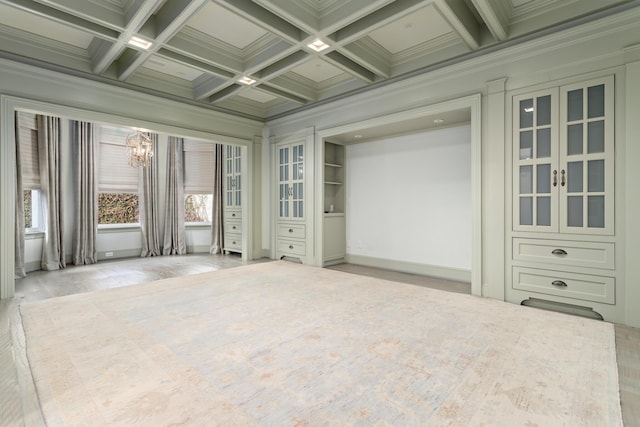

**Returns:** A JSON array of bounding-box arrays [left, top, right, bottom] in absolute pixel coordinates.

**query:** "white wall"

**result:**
[[346, 125, 471, 270]]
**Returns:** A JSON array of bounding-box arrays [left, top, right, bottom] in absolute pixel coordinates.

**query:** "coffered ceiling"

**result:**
[[0, 0, 634, 121]]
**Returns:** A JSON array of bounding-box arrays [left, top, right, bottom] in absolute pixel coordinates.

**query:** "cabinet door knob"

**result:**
[[289, 245, 294, 249], [552, 280, 567, 287], [551, 248, 567, 255], [288, 228, 294, 233], [232, 213, 236, 217]]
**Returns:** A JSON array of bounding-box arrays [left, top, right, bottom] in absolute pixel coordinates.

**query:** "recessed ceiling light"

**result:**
[[128, 36, 152, 50], [433, 119, 444, 124], [238, 76, 256, 85], [307, 38, 330, 52]]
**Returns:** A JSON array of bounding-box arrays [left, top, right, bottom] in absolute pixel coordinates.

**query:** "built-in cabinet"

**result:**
[[322, 141, 346, 264], [223, 145, 242, 254], [508, 75, 619, 320], [274, 133, 311, 262]]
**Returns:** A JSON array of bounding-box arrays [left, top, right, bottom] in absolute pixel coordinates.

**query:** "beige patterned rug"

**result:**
[[21, 261, 622, 426]]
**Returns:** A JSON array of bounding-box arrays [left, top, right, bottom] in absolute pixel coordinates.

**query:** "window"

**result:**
[[23, 189, 44, 231], [17, 112, 44, 231], [183, 140, 214, 223], [98, 193, 139, 224], [98, 127, 140, 225], [185, 194, 213, 223]]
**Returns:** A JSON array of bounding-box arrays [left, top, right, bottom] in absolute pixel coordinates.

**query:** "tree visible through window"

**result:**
[[98, 193, 139, 224], [24, 190, 32, 228], [185, 194, 212, 223]]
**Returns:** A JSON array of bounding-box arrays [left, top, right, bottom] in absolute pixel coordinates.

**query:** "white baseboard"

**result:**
[[187, 245, 210, 254], [345, 254, 471, 283], [98, 249, 141, 261]]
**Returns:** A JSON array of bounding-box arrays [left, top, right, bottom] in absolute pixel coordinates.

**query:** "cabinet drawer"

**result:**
[[277, 223, 306, 239], [225, 221, 241, 234], [277, 239, 306, 256], [224, 234, 242, 250], [512, 267, 615, 304], [513, 238, 615, 270], [224, 209, 242, 220]]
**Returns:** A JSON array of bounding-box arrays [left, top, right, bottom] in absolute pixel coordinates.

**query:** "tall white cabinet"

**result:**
[[223, 144, 242, 254], [508, 75, 620, 321], [273, 130, 313, 263]]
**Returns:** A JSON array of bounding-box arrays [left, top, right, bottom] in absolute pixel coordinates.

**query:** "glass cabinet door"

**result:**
[[278, 146, 290, 219], [513, 89, 558, 231], [559, 77, 614, 234], [225, 145, 234, 208], [291, 143, 304, 218], [277, 142, 305, 220], [233, 146, 241, 207]]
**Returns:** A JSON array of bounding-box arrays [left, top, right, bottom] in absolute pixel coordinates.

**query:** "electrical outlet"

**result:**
[[105, 252, 113, 257]]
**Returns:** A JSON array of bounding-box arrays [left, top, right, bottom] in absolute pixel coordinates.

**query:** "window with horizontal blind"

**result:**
[[17, 112, 40, 189], [183, 140, 214, 223], [98, 127, 140, 224], [16, 112, 45, 231]]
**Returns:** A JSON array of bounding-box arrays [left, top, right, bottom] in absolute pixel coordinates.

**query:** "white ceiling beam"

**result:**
[[117, 0, 209, 81], [339, 43, 391, 78], [331, 0, 431, 45], [92, 0, 165, 74], [262, 75, 318, 102], [164, 35, 244, 74], [156, 48, 235, 78], [255, 50, 310, 80], [0, 0, 119, 40], [23, 0, 124, 29], [320, 0, 395, 35], [470, 0, 511, 41], [434, 0, 481, 50], [324, 51, 376, 83], [213, 0, 307, 44], [193, 75, 229, 100], [256, 84, 307, 104], [208, 83, 243, 103]]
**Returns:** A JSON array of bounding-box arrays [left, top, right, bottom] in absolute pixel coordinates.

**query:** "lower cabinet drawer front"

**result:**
[[224, 209, 242, 221], [224, 233, 242, 250], [512, 267, 614, 304], [277, 223, 305, 239], [225, 221, 241, 234], [277, 239, 305, 256], [513, 238, 615, 270]]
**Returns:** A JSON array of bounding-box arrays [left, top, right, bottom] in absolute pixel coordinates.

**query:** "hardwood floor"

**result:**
[[1, 255, 638, 426]]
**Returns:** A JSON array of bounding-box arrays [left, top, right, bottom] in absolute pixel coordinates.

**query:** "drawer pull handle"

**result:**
[[232, 213, 236, 217], [232, 241, 236, 245], [232, 226, 236, 230], [289, 228, 294, 233], [289, 245, 294, 249], [551, 249, 567, 255], [552, 280, 567, 287]]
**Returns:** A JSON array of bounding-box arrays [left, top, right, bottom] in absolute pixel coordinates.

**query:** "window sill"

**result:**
[[185, 223, 212, 230], [25, 230, 45, 240], [98, 224, 141, 233]]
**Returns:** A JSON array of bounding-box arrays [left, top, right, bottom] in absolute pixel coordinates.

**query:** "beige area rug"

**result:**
[[21, 261, 622, 426]]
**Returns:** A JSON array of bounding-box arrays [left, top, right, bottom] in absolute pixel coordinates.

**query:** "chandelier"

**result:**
[[126, 131, 153, 168]]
